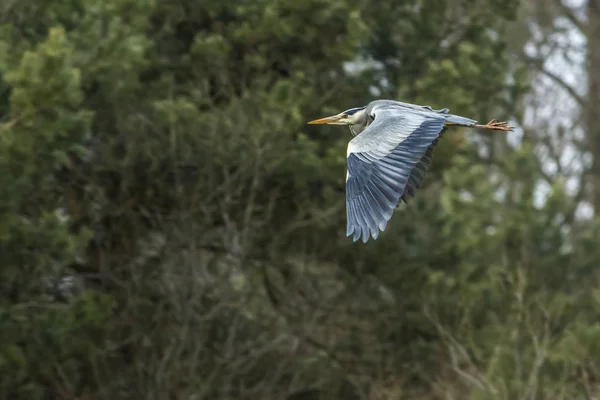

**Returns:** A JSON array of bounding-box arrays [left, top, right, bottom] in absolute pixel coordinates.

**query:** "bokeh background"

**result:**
[[1, 0, 599, 398]]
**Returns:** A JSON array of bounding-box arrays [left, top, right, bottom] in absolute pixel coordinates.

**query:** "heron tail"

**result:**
[[444, 114, 477, 127]]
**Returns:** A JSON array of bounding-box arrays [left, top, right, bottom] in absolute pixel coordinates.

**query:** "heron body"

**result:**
[[307, 99, 513, 243]]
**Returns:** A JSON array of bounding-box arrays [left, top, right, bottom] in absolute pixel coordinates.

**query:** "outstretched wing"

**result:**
[[400, 126, 446, 203], [345, 110, 445, 243]]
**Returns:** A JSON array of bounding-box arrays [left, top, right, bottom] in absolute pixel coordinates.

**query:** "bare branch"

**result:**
[[553, 0, 585, 33], [521, 54, 585, 107]]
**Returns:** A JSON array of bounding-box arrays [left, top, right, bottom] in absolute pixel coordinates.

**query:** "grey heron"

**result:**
[[307, 99, 514, 243]]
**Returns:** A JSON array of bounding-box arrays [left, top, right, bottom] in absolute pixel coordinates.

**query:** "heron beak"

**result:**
[[307, 114, 346, 125]]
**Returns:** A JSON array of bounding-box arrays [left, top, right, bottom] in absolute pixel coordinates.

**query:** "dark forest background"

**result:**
[[2, 0, 600, 398]]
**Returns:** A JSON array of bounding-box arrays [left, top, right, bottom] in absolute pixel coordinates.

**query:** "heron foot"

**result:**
[[476, 119, 514, 131]]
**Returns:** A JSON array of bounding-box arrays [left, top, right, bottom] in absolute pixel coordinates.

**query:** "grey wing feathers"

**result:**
[[401, 128, 444, 203], [368, 99, 450, 115], [345, 111, 446, 243]]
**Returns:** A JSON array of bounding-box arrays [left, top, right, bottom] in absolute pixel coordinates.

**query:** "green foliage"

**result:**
[[1, 0, 599, 399]]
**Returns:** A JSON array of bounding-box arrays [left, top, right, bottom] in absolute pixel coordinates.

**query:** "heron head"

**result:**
[[307, 106, 367, 125]]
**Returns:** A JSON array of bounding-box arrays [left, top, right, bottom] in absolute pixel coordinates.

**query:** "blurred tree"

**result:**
[[5, 0, 600, 399], [585, 0, 600, 210], [517, 0, 598, 212]]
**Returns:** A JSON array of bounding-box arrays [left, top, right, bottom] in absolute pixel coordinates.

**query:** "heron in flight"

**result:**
[[307, 99, 514, 243]]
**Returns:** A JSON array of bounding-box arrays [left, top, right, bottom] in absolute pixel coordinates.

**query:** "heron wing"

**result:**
[[345, 110, 445, 243], [401, 126, 446, 203]]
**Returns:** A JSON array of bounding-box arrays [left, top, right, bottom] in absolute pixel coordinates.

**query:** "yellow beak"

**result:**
[[307, 114, 345, 125]]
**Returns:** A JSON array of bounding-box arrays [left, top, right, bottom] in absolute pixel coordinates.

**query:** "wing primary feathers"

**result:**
[[401, 135, 442, 204], [357, 195, 379, 238]]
